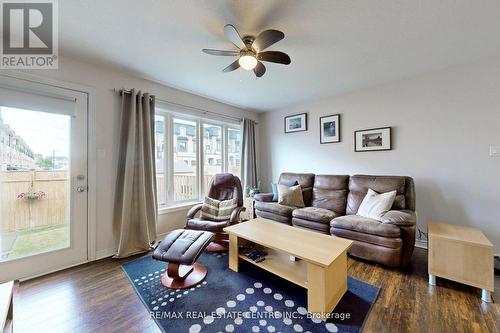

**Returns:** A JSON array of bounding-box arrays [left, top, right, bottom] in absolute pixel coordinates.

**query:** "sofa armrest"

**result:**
[[254, 193, 275, 202], [187, 204, 203, 220], [381, 210, 416, 226], [230, 206, 246, 224]]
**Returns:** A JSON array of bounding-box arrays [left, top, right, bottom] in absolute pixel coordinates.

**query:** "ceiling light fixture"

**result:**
[[202, 24, 291, 77], [238, 51, 257, 70]]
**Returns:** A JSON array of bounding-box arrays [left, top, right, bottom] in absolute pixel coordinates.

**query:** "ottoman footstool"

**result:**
[[153, 229, 215, 289]]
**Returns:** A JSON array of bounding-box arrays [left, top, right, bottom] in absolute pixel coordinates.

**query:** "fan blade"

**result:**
[[252, 29, 285, 52], [253, 61, 266, 77], [224, 24, 246, 49], [223, 59, 240, 72], [257, 51, 291, 65], [202, 49, 239, 56]]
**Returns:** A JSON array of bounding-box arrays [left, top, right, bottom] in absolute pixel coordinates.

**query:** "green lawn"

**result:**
[[9, 224, 69, 259]]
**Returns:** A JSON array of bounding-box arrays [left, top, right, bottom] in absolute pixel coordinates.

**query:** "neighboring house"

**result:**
[[0, 113, 35, 171], [154, 117, 241, 175]]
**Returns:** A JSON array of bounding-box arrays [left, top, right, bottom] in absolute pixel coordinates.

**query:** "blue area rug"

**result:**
[[122, 252, 379, 333]]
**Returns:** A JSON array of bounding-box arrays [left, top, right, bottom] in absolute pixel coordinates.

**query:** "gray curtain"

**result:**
[[113, 89, 158, 258], [241, 118, 258, 191]]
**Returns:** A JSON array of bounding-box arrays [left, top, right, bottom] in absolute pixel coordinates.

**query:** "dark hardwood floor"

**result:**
[[14, 248, 499, 333]]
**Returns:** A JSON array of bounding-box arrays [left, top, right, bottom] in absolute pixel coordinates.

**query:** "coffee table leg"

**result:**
[[307, 251, 348, 321], [228, 234, 239, 272]]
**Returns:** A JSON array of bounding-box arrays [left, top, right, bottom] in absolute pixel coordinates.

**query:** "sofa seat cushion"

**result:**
[[292, 207, 338, 224], [331, 227, 402, 249], [254, 201, 294, 217], [331, 215, 401, 238], [255, 210, 292, 224], [335, 236, 404, 267], [186, 219, 228, 232], [292, 217, 330, 234]]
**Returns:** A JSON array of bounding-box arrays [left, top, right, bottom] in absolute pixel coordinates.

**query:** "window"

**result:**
[[154, 110, 242, 209], [154, 115, 166, 206], [203, 123, 223, 195], [228, 127, 242, 177], [173, 118, 197, 202]]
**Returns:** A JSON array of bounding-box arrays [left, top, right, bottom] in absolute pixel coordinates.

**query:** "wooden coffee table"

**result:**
[[224, 218, 353, 317]]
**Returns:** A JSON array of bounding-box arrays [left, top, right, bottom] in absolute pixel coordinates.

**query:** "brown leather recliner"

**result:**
[[185, 173, 245, 250], [330, 175, 416, 267]]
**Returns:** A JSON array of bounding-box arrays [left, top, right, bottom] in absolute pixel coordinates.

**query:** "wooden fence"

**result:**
[[0, 170, 68, 232], [1, 171, 229, 232], [158, 174, 214, 202]]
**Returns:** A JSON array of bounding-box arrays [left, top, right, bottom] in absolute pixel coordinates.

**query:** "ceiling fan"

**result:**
[[202, 24, 291, 77]]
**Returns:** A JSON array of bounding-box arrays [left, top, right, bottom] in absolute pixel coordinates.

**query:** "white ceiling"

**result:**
[[60, 0, 500, 112]]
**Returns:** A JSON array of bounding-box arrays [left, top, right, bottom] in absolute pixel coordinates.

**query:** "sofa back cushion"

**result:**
[[346, 175, 416, 215], [278, 173, 315, 206], [311, 175, 349, 214]]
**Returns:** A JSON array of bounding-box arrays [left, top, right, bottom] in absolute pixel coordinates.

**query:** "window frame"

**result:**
[[155, 108, 241, 213]]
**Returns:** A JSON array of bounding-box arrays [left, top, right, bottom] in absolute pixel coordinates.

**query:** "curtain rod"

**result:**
[[114, 88, 256, 124]]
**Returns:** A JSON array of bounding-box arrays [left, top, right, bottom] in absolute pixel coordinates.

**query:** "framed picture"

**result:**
[[320, 114, 340, 143], [355, 127, 392, 152], [284, 113, 307, 133]]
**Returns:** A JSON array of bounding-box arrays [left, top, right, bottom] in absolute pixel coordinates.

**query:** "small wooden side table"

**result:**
[[428, 221, 494, 302], [240, 197, 256, 221]]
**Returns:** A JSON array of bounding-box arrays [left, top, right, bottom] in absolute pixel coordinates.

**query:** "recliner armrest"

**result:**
[[254, 193, 275, 202], [230, 206, 246, 224], [381, 210, 416, 226], [187, 204, 203, 220]]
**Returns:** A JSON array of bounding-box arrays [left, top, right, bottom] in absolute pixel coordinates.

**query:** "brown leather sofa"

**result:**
[[254, 173, 416, 267]]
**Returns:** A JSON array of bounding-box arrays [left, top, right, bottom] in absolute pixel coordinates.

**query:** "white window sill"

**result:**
[[158, 201, 202, 215]]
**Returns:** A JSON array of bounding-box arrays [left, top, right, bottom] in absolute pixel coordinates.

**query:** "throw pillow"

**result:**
[[357, 188, 397, 221], [200, 197, 238, 222], [272, 180, 298, 201], [277, 184, 305, 208]]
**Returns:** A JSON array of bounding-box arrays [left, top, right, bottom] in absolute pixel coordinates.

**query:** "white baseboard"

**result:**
[[415, 239, 428, 249], [94, 235, 171, 261], [21, 260, 88, 282], [95, 247, 117, 260]]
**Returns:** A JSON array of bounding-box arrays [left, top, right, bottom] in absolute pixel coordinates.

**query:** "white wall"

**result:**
[[259, 57, 500, 253], [1, 56, 259, 259]]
